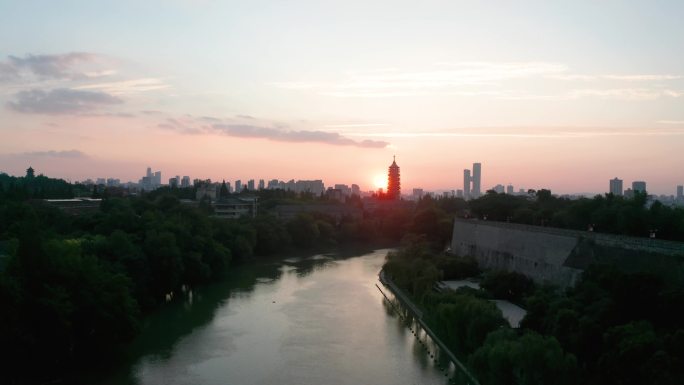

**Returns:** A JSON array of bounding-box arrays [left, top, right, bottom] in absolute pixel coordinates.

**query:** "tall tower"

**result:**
[[472, 162, 481, 198], [387, 156, 401, 200], [609, 177, 623, 196], [463, 169, 471, 199]]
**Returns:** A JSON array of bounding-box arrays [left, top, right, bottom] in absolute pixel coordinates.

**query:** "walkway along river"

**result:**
[[378, 270, 480, 385], [88, 249, 470, 385]]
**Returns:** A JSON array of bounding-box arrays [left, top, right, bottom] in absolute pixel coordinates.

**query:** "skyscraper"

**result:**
[[247, 179, 255, 190], [472, 163, 481, 198], [463, 169, 471, 199], [387, 156, 401, 200], [258, 179, 265, 190], [632, 181, 647, 194], [235, 180, 242, 192], [677, 185, 683, 199], [609, 178, 623, 196]]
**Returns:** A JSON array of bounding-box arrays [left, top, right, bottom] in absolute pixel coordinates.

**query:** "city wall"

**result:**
[[450, 219, 684, 287]]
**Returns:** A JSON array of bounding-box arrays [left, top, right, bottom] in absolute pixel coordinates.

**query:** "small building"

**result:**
[[273, 204, 362, 223], [41, 198, 102, 215], [213, 197, 258, 219]]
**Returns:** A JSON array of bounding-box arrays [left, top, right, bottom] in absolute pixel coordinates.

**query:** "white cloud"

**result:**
[[272, 61, 568, 97], [568, 88, 683, 101], [346, 126, 684, 139], [74, 78, 170, 95]]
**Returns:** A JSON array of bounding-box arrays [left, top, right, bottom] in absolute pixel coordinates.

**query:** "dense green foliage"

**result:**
[[0, 172, 89, 199], [383, 238, 684, 385], [522, 266, 684, 385], [469, 328, 578, 385]]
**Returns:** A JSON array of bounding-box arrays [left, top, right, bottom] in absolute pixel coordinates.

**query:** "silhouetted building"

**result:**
[[26, 166, 35, 178], [610, 177, 623, 196], [247, 179, 255, 190], [506, 184, 514, 194], [463, 169, 471, 199], [472, 162, 481, 198], [632, 181, 647, 194], [678, 185, 683, 199], [326, 188, 344, 202], [181, 176, 191, 188], [235, 180, 242, 192], [387, 156, 401, 200], [258, 179, 265, 190], [351, 184, 360, 196], [334, 184, 351, 196]]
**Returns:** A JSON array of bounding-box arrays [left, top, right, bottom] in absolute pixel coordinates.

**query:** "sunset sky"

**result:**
[[1, 0, 683, 194]]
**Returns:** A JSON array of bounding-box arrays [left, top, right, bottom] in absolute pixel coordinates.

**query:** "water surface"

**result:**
[[95, 249, 456, 385]]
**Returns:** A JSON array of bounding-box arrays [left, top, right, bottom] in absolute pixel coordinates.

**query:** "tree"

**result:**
[[469, 329, 578, 385]]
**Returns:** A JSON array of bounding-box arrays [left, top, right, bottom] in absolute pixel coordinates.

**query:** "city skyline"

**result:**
[[1, 1, 684, 194]]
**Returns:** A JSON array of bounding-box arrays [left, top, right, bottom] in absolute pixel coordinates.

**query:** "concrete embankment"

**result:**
[[378, 270, 480, 385], [450, 218, 684, 287]]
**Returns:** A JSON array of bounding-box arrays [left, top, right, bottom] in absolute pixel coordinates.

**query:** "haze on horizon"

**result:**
[[1, 0, 683, 195]]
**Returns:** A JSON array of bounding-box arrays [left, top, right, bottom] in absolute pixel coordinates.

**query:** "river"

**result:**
[[90, 249, 461, 385]]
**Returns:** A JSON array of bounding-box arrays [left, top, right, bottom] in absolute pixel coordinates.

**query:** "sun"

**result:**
[[373, 174, 386, 190]]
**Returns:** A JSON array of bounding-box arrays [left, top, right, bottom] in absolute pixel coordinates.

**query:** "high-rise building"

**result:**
[[154, 171, 162, 186], [351, 184, 360, 196], [463, 169, 471, 199], [247, 179, 255, 190], [235, 180, 242, 192], [258, 179, 265, 190], [677, 185, 683, 199], [632, 181, 647, 194], [181, 176, 191, 188], [609, 177, 623, 196], [506, 184, 514, 195], [387, 156, 401, 200], [472, 163, 481, 198]]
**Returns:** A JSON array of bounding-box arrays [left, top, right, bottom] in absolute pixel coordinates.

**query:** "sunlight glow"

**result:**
[[373, 175, 386, 190]]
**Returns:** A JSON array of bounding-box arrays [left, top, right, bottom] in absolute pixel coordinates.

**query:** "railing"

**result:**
[[378, 270, 480, 385]]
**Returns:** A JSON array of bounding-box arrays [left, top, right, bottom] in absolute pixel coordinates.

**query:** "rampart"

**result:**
[[450, 219, 684, 287]]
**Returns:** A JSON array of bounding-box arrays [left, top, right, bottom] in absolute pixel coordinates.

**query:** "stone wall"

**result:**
[[450, 219, 684, 287]]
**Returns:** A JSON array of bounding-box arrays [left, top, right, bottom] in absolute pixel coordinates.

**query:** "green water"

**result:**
[[92, 249, 457, 385]]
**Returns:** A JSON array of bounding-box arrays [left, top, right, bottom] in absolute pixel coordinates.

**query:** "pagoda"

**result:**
[[387, 156, 401, 200]]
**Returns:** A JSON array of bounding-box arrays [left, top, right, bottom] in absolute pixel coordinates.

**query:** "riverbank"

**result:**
[[378, 269, 480, 385]]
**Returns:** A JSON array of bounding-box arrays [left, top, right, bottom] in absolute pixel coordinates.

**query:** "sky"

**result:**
[[1, 0, 683, 194]]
